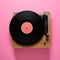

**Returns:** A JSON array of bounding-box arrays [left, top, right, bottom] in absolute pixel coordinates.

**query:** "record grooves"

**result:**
[[9, 11, 45, 46]]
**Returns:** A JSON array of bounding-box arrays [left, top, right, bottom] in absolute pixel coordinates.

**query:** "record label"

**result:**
[[21, 22, 33, 34]]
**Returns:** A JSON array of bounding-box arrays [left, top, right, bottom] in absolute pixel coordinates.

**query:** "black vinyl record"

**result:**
[[9, 11, 45, 45]]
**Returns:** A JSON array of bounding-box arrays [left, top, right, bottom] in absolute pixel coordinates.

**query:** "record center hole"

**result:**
[[21, 22, 33, 34]]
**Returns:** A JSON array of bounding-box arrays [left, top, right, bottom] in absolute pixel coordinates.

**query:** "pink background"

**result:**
[[0, 0, 60, 60]]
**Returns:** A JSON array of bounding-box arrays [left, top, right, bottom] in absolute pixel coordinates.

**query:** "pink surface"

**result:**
[[15, 48, 49, 60], [0, 0, 60, 60], [21, 22, 33, 34]]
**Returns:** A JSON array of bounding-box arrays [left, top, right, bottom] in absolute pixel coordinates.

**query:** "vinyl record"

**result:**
[[9, 11, 45, 45]]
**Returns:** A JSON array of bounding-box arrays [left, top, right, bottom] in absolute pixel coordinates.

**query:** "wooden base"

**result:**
[[12, 12, 50, 48]]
